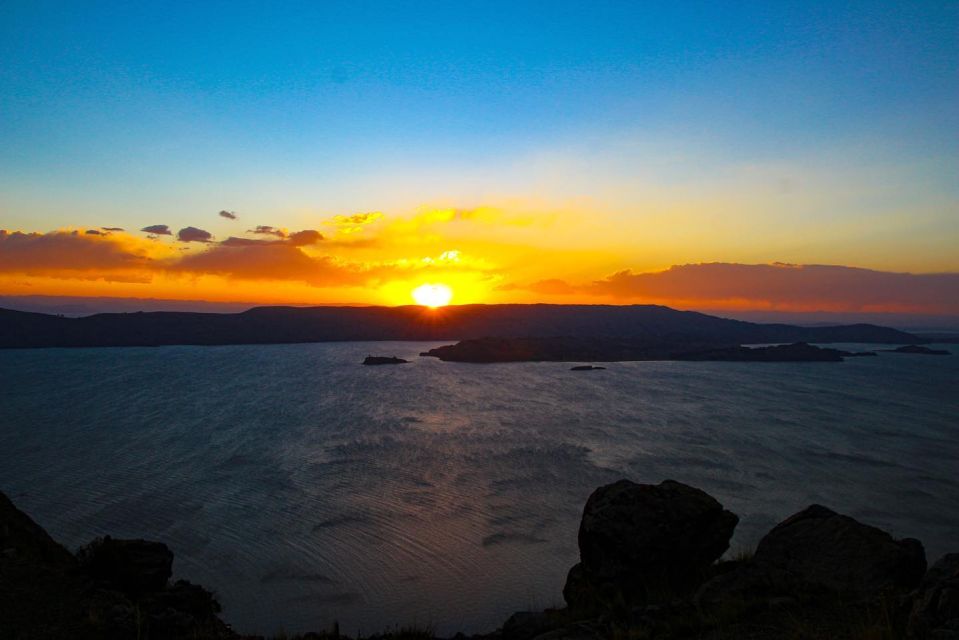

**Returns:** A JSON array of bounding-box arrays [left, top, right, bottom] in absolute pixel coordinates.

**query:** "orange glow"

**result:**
[[412, 283, 453, 307]]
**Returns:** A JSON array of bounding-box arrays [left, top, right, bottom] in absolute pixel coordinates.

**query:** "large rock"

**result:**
[[565, 479, 738, 610], [909, 554, 959, 639], [0, 491, 75, 567], [77, 535, 174, 595], [698, 504, 926, 608]]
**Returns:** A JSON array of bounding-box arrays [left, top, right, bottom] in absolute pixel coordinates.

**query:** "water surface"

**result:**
[[1, 342, 957, 635]]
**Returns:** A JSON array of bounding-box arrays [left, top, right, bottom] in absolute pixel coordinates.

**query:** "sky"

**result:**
[[1, 1, 957, 316]]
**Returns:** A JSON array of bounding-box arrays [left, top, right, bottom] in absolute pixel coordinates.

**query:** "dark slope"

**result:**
[[0, 304, 918, 349]]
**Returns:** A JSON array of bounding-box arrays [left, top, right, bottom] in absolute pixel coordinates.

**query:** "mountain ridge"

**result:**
[[0, 304, 920, 349]]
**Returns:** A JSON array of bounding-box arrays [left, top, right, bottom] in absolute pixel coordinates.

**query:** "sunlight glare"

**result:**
[[412, 283, 453, 307]]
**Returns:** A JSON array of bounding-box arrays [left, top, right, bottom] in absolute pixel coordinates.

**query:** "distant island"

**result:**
[[0, 304, 922, 349], [363, 355, 409, 365], [882, 344, 951, 355], [421, 339, 874, 363]]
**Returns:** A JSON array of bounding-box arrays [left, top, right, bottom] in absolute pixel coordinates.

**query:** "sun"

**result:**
[[412, 283, 453, 307]]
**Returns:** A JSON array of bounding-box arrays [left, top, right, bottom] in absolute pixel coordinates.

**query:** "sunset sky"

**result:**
[[1, 2, 957, 316]]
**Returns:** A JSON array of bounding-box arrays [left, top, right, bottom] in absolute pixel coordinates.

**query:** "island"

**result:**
[[882, 344, 951, 355], [420, 338, 858, 363], [362, 356, 409, 365], [570, 365, 606, 371]]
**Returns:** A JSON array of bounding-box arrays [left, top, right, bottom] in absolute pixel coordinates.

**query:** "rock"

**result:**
[[362, 355, 409, 365], [909, 554, 959, 639], [698, 504, 926, 609], [565, 479, 738, 610], [570, 365, 606, 371], [502, 611, 559, 640], [77, 536, 174, 595], [0, 491, 76, 567]]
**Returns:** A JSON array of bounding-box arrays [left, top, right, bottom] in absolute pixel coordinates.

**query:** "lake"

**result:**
[[1, 342, 956, 635]]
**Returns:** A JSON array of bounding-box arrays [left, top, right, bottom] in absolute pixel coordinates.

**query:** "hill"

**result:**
[[0, 304, 919, 349]]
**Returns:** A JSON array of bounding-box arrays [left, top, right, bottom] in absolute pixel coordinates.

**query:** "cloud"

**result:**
[[219, 210, 238, 220], [85, 229, 104, 235], [0, 229, 158, 282], [141, 224, 172, 236], [219, 229, 322, 248], [172, 242, 364, 286], [586, 263, 959, 314], [287, 229, 323, 246], [177, 226, 213, 243], [328, 212, 383, 234], [101, 227, 124, 232], [250, 225, 287, 238]]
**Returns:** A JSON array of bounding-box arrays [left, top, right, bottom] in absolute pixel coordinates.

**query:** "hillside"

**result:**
[[0, 304, 919, 349]]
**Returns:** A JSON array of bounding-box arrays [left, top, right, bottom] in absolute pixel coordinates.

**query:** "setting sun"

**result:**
[[412, 283, 453, 307]]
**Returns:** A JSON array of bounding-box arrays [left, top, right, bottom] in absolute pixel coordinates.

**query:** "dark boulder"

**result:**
[[565, 479, 738, 610], [0, 491, 76, 567], [77, 535, 174, 595], [698, 504, 926, 608], [908, 553, 959, 639]]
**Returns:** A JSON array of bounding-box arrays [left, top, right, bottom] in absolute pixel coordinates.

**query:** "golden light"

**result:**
[[412, 283, 453, 307]]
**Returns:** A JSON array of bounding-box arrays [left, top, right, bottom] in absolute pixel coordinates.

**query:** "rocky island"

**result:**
[[883, 345, 952, 356], [421, 338, 863, 363], [363, 356, 409, 365]]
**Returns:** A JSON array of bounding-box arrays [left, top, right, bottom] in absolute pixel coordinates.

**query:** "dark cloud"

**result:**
[[177, 226, 214, 243], [219, 210, 238, 220], [220, 236, 277, 247], [287, 229, 323, 246], [250, 225, 286, 238], [101, 227, 124, 232], [220, 229, 322, 248], [141, 224, 172, 236], [85, 229, 104, 235]]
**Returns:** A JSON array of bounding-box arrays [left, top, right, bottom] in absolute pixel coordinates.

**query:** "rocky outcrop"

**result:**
[[563, 479, 738, 612], [0, 490, 234, 640], [909, 554, 959, 638], [77, 536, 174, 595], [697, 504, 926, 608]]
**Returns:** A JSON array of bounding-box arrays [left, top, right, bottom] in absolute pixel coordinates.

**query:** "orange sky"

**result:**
[[2, 202, 958, 316]]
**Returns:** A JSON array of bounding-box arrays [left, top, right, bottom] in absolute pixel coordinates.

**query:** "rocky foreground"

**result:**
[[2, 482, 957, 639]]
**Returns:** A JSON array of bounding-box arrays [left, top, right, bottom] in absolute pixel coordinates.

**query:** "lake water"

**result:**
[[1, 342, 957, 636]]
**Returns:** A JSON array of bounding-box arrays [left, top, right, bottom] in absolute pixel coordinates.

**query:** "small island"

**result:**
[[882, 344, 951, 355], [362, 356, 409, 365], [570, 365, 606, 371]]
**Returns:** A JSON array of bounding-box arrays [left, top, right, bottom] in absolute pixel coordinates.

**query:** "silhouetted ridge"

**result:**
[[0, 304, 919, 349]]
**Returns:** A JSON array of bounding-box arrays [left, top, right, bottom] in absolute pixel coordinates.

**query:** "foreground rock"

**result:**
[[564, 479, 738, 612], [697, 504, 926, 608], [909, 554, 959, 638], [0, 490, 233, 640], [77, 536, 174, 595]]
